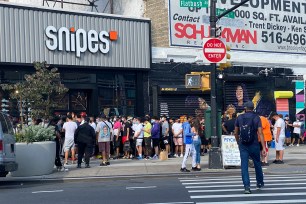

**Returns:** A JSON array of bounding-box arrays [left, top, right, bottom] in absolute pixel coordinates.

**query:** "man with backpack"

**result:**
[[234, 101, 266, 194]]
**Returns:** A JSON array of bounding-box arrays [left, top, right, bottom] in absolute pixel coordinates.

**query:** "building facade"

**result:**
[[0, 1, 151, 117]]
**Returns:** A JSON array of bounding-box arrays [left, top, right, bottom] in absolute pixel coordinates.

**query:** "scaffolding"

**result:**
[[42, 0, 99, 12]]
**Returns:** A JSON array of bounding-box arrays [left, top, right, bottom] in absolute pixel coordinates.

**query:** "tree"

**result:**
[[1, 62, 68, 119]]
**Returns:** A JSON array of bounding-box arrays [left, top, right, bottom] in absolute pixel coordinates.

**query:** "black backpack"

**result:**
[[239, 113, 256, 144]]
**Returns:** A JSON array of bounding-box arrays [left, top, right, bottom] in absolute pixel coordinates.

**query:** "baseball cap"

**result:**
[[244, 101, 254, 109]]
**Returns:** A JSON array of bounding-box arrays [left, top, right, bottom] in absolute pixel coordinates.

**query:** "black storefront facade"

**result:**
[[149, 62, 299, 119], [0, 2, 151, 118]]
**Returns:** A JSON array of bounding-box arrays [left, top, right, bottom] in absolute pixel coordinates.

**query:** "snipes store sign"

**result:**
[[45, 26, 118, 57]]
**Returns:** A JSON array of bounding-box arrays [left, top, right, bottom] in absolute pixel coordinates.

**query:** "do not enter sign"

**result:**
[[203, 38, 226, 63]]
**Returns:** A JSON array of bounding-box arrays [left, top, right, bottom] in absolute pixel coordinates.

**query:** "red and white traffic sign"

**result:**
[[203, 38, 226, 63]]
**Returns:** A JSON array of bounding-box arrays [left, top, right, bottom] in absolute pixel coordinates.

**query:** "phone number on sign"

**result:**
[[262, 31, 306, 45]]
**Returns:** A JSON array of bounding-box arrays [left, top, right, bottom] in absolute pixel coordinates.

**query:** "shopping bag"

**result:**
[[159, 150, 168, 161]]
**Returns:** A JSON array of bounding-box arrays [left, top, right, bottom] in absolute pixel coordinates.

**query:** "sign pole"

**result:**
[[208, 0, 222, 169]]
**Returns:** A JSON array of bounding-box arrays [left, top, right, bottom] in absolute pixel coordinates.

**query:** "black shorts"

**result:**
[[201, 136, 208, 145], [152, 138, 160, 147], [113, 136, 121, 148], [292, 133, 300, 139], [163, 136, 169, 145]]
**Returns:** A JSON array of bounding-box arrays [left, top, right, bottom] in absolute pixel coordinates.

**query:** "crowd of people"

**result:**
[[35, 113, 210, 171]]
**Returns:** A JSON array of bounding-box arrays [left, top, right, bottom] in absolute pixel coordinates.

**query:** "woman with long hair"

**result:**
[[191, 118, 202, 170]]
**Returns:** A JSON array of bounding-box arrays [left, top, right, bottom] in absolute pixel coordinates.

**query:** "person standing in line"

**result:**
[[284, 115, 293, 146], [49, 117, 65, 171], [168, 118, 175, 157], [74, 117, 96, 168], [96, 115, 113, 166], [259, 115, 272, 166], [133, 117, 144, 160], [113, 116, 122, 159], [172, 118, 183, 157], [234, 101, 266, 194], [191, 119, 202, 171], [289, 116, 302, 147], [223, 113, 237, 135], [143, 116, 152, 159], [271, 113, 286, 164], [151, 116, 161, 160], [161, 115, 170, 156], [63, 115, 78, 165], [122, 116, 132, 159], [89, 116, 97, 130]]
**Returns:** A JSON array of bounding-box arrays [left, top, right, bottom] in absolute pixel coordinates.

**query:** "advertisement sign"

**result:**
[[221, 135, 241, 167], [169, 0, 306, 54]]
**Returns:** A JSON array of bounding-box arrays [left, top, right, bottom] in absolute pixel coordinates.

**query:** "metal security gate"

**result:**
[[158, 94, 210, 118]]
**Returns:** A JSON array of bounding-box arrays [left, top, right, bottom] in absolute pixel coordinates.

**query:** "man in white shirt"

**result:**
[[271, 113, 286, 164], [290, 117, 302, 147], [133, 117, 144, 160], [172, 118, 183, 157], [63, 115, 78, 165]]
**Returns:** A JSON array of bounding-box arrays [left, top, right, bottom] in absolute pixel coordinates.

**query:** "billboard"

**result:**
[[169, 0, 306, 54]]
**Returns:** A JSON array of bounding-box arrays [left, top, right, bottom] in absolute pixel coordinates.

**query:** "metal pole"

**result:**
[[208, 0, 222, 169]]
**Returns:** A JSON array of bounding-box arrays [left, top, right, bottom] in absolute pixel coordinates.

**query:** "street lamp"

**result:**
[[15, 90, 23, 129]]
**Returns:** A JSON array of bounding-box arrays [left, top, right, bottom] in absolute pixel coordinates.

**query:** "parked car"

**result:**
[[0, 112, 18, 177]]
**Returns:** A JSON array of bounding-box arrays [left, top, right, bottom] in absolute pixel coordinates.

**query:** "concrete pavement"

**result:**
[[3, 145, 306, 181]]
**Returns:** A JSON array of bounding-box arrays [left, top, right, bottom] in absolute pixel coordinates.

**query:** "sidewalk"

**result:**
[[4, 145, 306, 181]]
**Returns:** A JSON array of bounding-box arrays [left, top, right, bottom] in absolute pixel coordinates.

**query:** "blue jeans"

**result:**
[[239, 143, 264, 188], [193, 139, 201, 164]]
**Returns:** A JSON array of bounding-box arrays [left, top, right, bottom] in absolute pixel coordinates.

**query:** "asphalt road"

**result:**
[[1, 173, 306, 204]]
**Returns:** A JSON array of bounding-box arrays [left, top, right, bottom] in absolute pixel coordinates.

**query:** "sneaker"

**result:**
[[85, 164, 90, 168], [174, 154, 178, 157], [244, 188, 252, 194], [180, 154, 183, 158], [289, 144, 294, 147], [106, 161, 110, 165], [276, 160, 284, 164], [256, 183, 264, 190], [180, 168, 190, 172], [77, 164, 81, 168], [297, 144, 300, 147], [272, 160, 279, 163], [152, 155, 158, 160], [100, 162, 107, 166], [137, 156, 143, 160]]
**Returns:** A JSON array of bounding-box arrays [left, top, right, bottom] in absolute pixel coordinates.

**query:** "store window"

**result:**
[[97, 73, 136, 117]]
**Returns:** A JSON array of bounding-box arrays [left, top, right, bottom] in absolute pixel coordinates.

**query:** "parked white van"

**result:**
[[0, 112, 18, 177]]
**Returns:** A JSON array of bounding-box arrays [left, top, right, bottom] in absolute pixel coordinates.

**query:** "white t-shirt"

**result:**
[[172, 122, 183, 138], [293, 121, 302, 134], [273, 118, 286, 138], [90, 122, 97, 131], [134, 123, 144, 139], [63, 121, 78, 140]]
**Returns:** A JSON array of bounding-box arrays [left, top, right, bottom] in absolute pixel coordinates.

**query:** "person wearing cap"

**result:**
[[234, 101, 266, 194], [270, 112, 286, 164], [74, 117, 96, 168]]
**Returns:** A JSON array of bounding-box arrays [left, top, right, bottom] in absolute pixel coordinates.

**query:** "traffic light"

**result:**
[[218, 45, 231, 71], [200, 73, 211, 91]]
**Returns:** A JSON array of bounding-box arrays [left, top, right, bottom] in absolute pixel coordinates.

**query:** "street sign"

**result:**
[[180, 0, 208, 8], [216, 8, 235, 19], [185, 74, 201, 88], [203, 38, 226, 63]]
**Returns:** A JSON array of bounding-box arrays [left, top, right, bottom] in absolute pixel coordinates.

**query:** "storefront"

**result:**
[[0, 2, 151, 117]]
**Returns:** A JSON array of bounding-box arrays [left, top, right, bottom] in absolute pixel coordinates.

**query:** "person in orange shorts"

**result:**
[[259, 115, 272, 166]]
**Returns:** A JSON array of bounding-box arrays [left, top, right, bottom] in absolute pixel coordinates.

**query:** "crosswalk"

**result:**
[[179, 174, 306, 204]]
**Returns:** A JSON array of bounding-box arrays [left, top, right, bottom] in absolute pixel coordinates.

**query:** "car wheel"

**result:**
[[0, 171, 8, 177]]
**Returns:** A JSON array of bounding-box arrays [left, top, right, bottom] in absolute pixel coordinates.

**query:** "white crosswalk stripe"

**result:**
[[179, 174, 306, 204]]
